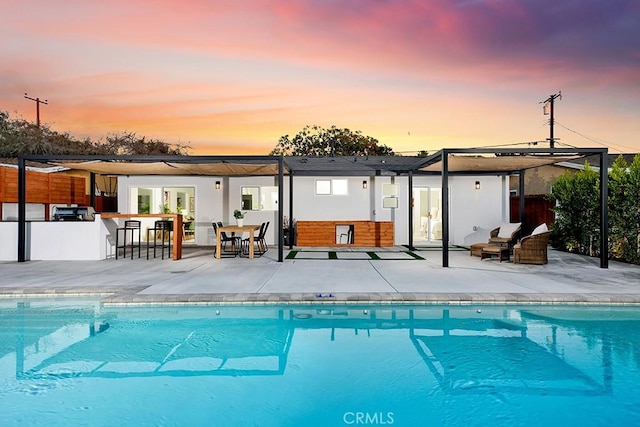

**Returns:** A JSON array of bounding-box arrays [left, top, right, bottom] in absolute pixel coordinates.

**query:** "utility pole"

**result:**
[[541, 91, 561, 148], [24, 93, 48, 127]]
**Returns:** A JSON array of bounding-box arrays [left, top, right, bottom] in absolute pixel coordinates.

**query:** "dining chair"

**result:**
[[242, 221, 269, 257], [212, 222, 241, 257]]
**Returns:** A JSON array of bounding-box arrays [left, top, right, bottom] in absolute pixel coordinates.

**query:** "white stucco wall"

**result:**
[[446, 175, 506, 244], [0, 221, 19, 260], [29, 216, 109, 260], [114, 173, 508, 248], [0, 215, 110, 261], [0, 172, 510, 261]]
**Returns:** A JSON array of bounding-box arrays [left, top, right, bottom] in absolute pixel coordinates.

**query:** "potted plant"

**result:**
[[283, 216, 297, 246], [233, 209, 245, 226]]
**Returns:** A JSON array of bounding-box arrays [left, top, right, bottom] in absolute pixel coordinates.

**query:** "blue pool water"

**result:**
[[1, 301, 639, 426]]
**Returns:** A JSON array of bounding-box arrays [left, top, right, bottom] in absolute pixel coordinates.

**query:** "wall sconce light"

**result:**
[[475, 181, 480, 190], [215, 181, 221, 190], [362, 180, 368, 189]]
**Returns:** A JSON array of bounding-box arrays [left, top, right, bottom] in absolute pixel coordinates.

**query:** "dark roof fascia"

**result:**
[[18, 154, 282, 164], [287, 169, 401, 177], [412, 170, 516, 177], [283, 155, 420, 176], [439, 147, 608, 156]]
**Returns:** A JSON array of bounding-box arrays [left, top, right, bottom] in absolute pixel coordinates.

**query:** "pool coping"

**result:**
[[2, 287, 640, 307]]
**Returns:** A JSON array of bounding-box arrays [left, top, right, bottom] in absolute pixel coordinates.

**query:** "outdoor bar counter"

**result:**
[[101, 213, 183, 260], [296, 220, 394, 247]]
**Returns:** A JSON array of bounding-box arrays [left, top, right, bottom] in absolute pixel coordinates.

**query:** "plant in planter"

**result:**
[[233, 209, 245, 226], [283, 216, 297, 246]]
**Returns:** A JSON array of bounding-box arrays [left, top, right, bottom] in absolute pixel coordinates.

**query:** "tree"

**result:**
[[549, 164, 600, 256], [95, 132, 189, 156], [0, 110, 189, 157], [609, 154, 640, 263], [270, 125, 395, 156]]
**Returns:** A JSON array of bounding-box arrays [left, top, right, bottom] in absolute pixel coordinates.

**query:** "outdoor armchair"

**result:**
[[488, 222, 521, 250], [513, 230, 551, 265]]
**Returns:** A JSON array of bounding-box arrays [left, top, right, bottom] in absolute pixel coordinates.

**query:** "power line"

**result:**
[[554, 121, 636, 153]]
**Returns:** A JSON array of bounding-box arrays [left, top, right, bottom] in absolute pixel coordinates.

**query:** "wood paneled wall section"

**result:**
[[0, 168, 86, 204], [296, 220, 394, 247]]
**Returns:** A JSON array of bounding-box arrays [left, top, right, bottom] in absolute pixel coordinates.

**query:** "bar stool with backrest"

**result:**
[[116, 220, 141, 259], [147, 220, 173, 259]]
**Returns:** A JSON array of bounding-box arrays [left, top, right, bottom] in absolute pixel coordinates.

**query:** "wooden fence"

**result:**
[[510, 195, 555, 235]]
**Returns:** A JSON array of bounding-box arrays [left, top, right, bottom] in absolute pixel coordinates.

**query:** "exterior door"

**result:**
[[413, 187, 442, 243]]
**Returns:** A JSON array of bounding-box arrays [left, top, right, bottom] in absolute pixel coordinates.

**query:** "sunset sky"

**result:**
[[1, 0, 638, 155]]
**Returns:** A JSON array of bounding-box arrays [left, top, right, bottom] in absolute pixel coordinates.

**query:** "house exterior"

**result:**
[[5, 148, 609, 269], [115, 157, 508, 249]]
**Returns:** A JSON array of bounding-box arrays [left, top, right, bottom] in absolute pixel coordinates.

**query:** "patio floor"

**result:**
[[1, 246, 639, 306]]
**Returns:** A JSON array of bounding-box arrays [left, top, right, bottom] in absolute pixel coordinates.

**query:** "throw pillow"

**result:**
[[531, 223, 548, 235], [497, 222, 521, 239]]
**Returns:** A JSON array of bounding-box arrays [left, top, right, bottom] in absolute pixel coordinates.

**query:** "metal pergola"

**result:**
[[414, 147, 609, 268], [17, 147, 608, 268], [17, 154, 286, 263]]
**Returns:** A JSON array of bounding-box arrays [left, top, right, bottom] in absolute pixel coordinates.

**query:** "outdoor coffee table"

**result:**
[[480, 245, 510, 262], [470, 243, 490, 257]]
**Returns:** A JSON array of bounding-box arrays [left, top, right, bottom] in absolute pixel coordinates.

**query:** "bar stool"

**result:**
[[116, 220, 141, 259], [147, 220, 173, 259]]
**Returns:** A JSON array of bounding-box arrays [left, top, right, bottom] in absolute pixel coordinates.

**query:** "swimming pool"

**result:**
[[1, 301, 639, 426]]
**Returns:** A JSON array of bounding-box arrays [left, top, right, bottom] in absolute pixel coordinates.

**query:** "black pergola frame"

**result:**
[[17, 154, 285, 263], [17, 148, 608, 268], [413, 147, 609, 268]]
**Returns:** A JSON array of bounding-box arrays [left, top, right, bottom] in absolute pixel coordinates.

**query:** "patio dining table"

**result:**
[[216, 224, 261, 259]]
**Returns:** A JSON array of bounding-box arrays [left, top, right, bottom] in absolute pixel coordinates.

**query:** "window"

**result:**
[[332, 179, 348, 195], [241, 186, 260, 210], [315, 180, 331, 195], [261, 186, 279, 210], [315, 179, 348, 195], [241, 186, 279, 211]]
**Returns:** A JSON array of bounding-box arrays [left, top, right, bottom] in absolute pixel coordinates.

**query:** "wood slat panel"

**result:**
[[1, 168, 87, 204], [297, 220, 394, 247]]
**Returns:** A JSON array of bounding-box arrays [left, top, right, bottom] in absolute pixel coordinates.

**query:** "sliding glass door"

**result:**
[[412, 187, 442, 243]]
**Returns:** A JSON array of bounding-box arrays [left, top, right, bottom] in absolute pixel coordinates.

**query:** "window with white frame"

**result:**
[[241, 186, 279, 211], [315, 179, 349, 195]]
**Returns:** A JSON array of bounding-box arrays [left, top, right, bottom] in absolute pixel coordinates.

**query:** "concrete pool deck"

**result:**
[[1, 246, 639, 305]]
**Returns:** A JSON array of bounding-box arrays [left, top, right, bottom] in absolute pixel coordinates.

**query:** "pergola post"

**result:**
[[278, 156, 284, 262], [518, 170, 525, 225], [408, 170, 414, 251], [288, 169, 294, 249], [441, 150, 449, 268], [90, 172, 96, 209], [18, 157, 27, 262], [599, 150, 608, 268]]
